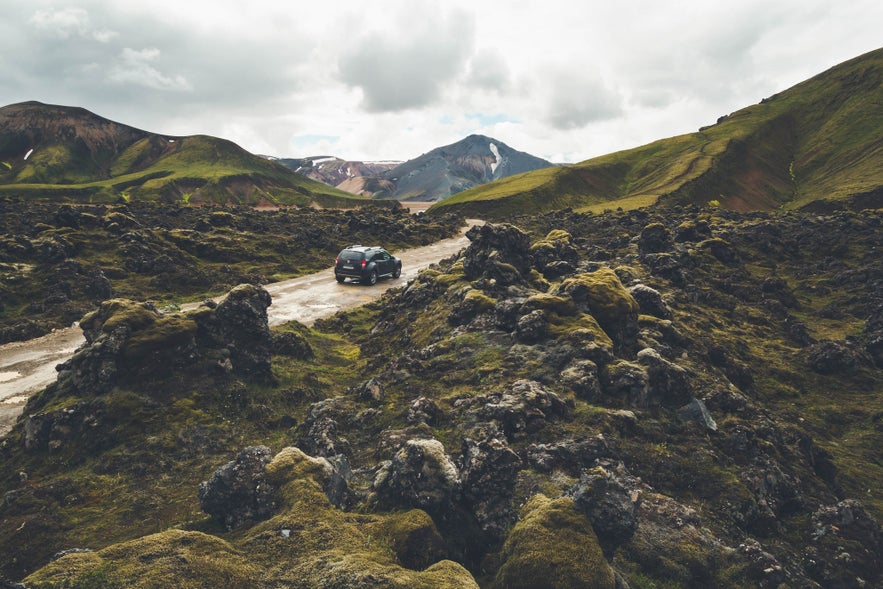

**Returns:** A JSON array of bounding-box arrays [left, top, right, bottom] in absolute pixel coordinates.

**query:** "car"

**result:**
[[334, 245, 402, 285]]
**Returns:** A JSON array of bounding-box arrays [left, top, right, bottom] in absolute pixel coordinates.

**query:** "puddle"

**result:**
[[0, 371, 21, 383]]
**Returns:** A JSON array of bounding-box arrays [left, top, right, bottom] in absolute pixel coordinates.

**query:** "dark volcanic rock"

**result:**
[[198, 445, 276, 531], [628, 283, 672, 319], [206, 284, 273, 379], [458, 379, 570, 440], [637, 222, 673, 254], [373, 438, 461, 514], [569, 466, 639, 557], [806, 339, 857, 374], [636, 347, 692, 407], [459, 434, 522, 542], [462, 223, 531, 285], [526, 435, 615, 474]]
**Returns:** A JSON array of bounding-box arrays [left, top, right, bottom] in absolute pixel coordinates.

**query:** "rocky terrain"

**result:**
[[0, 205, 880, 587], [0, 198, 462, 344]]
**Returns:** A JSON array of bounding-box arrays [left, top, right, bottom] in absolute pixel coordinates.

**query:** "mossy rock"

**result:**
[[24, 529, 261, 589], [463, 289, 498, 312], [556, 268, 638, 326], [365, 509, 448, 570], [530, 229, 573, 250], [493, 494, 615, 589], [81, 299, 158, 335], [123, 314, 199, 359], [524, 293, 577, 315]]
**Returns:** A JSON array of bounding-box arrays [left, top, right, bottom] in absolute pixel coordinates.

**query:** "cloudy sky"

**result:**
[[2, 0, 881, 163]]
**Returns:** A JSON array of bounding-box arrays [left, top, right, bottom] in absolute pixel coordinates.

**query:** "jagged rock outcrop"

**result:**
[[459, 432, 521, 542], [373, 438, 461, 514], [455, 379, 570, 440], [569, 465, 639, 557], [462, 223, 532, 285], [198, 445, 276, 530]]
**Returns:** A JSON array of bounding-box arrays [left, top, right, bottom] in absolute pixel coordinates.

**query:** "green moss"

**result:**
[[123, 314, 198, 359], [25, 530, 261, 589], [530, 229, 573, 251], [463, 289, 497, 312], [557, 268, 638, 326], [524, 293, 577, 315], [493, 494, 615, 589]]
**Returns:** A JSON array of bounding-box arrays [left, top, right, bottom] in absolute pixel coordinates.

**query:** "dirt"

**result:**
[[0, 220, 481, 436]]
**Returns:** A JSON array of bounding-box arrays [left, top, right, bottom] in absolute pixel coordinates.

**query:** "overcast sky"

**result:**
[[2, 0, 881, 163]]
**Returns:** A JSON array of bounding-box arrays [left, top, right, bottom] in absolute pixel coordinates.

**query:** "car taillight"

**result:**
[[335, 257, 339, 265], [361, 259, 367, 269]]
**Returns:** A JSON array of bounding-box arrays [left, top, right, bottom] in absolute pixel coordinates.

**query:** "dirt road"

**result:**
[[0, 220, 479, 435]]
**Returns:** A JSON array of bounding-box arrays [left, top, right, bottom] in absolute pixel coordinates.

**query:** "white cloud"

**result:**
[[108, 48, 191, 92], [30, 7, 118, 43]]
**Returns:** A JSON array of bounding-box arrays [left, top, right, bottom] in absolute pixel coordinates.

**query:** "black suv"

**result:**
[[334, 245, 402, 285]]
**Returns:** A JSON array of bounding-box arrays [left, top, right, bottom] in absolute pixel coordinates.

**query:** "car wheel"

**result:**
[[367, 270, 378, 285], [393, 265, 401, 278], [335, 274, 345, 283]]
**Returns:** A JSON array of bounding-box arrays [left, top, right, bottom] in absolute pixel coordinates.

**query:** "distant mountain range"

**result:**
[[0, 102, 365, 207], [272, 134, 555, 202], [432, 47, 883, 218]]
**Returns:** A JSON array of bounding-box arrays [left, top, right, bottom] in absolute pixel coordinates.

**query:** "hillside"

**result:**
[[276, 135, 554, 202], [0, 102, 367, 207], [0, 205, 880, 587], [431, 47, 883, 219]]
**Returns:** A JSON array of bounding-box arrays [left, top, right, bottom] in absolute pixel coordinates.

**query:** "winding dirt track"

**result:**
[[0, 219, 481, 435]]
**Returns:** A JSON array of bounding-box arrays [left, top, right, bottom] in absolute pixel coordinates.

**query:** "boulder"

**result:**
[[600, 360, 649, 407], [636, 347, 692, 407], [205, 284, 273, 380], [559, 359, 601, 400], [637, 222, 673, 254], [676, 398, 718, 431], [529, 229, 580, 274], [198, 446, 276, 530], [526, 435, 614, 474], [806, 339, 857, 374], [459, 434, 522, 542], [462, 223, 532, 285], [628, 283, 672, 319], [373, 438, 461, 514], [569, 466, 639, 557], [462, 379, 569, 440], [554, 268, 639, 353], [493, 494, 615, 589], [407, 396, 443, 426], [297, 397, 351, 458]]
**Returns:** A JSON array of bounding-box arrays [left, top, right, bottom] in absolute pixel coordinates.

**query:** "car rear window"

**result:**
[[340, 251, 363, 261]]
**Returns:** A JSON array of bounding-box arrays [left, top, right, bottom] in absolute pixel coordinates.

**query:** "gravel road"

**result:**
[[0, 219, 480, 435]]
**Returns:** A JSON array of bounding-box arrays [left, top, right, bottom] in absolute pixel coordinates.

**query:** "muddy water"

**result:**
[[0, 219, 480, 435]]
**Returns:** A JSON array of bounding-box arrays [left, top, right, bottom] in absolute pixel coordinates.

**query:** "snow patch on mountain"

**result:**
[[489, 142, 501, 174]]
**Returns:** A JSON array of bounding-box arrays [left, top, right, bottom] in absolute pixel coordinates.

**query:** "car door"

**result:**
[[376, 250, 392, 275]]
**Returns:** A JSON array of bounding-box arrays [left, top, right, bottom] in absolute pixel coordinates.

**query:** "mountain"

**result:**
[[431, 47, 883, 219], [275, 135, 555, 202], [0, 101, 367, 207], [272, 156, 400, 197]]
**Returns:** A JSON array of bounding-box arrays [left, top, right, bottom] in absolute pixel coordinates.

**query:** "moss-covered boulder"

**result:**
[[493, 494, 615, 589], [555, 268, 639, 353], [24, 529, 261, 588]]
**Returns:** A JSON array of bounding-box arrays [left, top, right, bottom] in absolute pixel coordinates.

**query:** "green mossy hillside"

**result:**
[[430, 47, 883, 219]]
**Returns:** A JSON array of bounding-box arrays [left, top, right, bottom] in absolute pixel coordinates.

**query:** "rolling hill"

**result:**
[[0, 101, 369, 207], [430, 47, 883, 219]]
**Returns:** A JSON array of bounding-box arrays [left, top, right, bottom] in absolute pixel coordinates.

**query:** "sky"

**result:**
[[1, 0, 881, 164]]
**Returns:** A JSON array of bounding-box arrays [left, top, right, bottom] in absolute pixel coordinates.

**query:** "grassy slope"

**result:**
[[431, 47, 883, 219], [0, 107, 367, 207]]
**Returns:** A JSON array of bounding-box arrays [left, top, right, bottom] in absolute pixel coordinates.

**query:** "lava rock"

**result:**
[[373, 438, 461, 514], [407, 396, 443, 426], [806, 339, 857, 374], [459, 434, 522, 542], [198, 446, 276, 531], [628, 283, 672, 319], [462, 223, 532, 285], [676, 398, 718, 431], [526, 435, 614, 474], [600, 360, 649, 407], [464, 379, 569, 440], [636, 347, 692, 407], [637, 222, 673, 254], [559, 359, 601, 400], [569, 466, 639, 557]]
